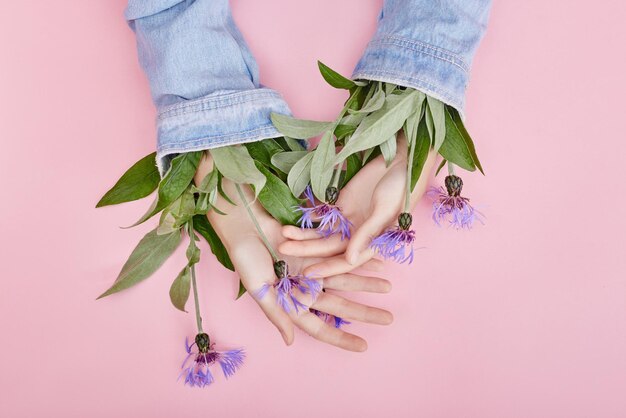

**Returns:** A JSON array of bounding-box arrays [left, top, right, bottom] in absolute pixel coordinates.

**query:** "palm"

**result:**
[[279, 137, 436, 275], [198, 162, 393, 352]]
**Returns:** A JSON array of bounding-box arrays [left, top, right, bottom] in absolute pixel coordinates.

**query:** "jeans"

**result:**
[[126, 0, 492, 172]]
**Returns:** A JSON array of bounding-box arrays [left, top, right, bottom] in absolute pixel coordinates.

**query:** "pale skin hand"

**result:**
[[279, 134, 438, 277], [194, 154, 394, 352]]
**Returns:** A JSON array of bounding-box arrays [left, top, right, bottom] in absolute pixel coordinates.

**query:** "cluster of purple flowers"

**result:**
[[297, 186, 352, 240], [370, 212, 416, 264], [180, 333, 245, 388], [256, 260, 322, 313], [427, 175, 484, 230]]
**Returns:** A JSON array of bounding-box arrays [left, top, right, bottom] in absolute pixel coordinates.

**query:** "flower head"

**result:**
[[369, 212, 416, 264], [427, 175, 484, 229], [311, 308, 351, 329], [256, 260, 322, 313], [180, 333, 245, 388], [297, 186, 352, 240]]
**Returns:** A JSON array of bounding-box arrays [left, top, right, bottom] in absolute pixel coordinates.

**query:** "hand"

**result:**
[[195, 154, 393, 352], [279, 134, 437, 276]]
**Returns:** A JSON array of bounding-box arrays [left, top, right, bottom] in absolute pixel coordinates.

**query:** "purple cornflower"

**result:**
[[180, 333, 245, 388], [297, 186, 352, 240], [256, 260, 322, 313], [370, 212, 416, 264], [427, 175, 484, 230], [311, 308, 351, 329]]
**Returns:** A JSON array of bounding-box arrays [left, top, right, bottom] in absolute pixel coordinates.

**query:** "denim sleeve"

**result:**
[[126, 0, 290, 172], [352, 0, 492, 116]]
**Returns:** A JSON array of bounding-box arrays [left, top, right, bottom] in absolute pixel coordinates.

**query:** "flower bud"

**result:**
[[325, 187, 339, 205], [195, 333, 211, 353], [398, 212, 413, 230], [445, 175, 463, 197], [273, 260, 288, 278]]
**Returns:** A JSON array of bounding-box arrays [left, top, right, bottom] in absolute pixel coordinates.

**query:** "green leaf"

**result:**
[[217, 172, 236, 206], [347, 87, 386, 115], [334, 124, 356, 139], [128, 152, 202, 227], [411, 119, 432, 190], [256, 163, 301, 226], [271, 151, 308, 174], [404, 92, 426, 145], [342, 153, 361, 187], [97, 152, 159, 208], [384, 83, 397, 94], [380, 133, 397, 167], [97, 228, 182, 299], [287, 152, 314, 197], [192, 215, 234, 271], [424, 103, 435, 143], [194, 169, 218, 194], [335, 90, 421, 162], [448, 107, 484, 174], [318, 60, 362, 90], [271, 113, 331, 139], [310, 131, 336, 201], [169, 266, 191, 312], [210, 146, 266, 198], [284, 137, 306, 151], [236, 279, 247, 300], [427, 96, 446, 151], [438, 110, 477, 172], [245, 140, 283, 168], [435, 159, 447, 176]]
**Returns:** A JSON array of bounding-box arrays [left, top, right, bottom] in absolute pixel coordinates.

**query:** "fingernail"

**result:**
[[348, 253, 358, 265]]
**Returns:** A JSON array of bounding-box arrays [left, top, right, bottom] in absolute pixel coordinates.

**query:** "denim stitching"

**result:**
[[157, 124, 279, 151], [157, 89, 282, 120], [368, 36, 469, 73], [353, 69, 462, 106]]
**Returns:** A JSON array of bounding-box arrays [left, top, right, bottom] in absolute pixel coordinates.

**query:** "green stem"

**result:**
[[235, 183, 279, 262], [331, 86, 363, 189], [447, 161, 456, 176], [187, 219, 203, 333], [404, 137, 416, 213]]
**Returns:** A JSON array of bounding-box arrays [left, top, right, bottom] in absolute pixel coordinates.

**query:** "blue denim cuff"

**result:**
[[155, 88, 290, 173], [352, 35, 470, 116]]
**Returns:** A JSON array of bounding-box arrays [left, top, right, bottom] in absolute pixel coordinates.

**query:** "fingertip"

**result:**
[[381, 279, 392, 293], [382, 311, 394, 325], [355, 339, 368, 352], [281, 225, 300, 239]]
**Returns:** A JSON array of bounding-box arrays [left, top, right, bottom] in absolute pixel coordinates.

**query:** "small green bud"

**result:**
[[273, 260, 288, 278], [325, 187, 339, 205], [195, 333, 211, 353], [445, 175, 463, 197], [398, 212, 413, 230]]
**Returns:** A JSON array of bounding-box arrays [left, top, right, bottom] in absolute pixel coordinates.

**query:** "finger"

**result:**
[[323, 273, 392, 293], [281, 225, 321, 241], [311, 293, 394, 325], [345, 208, 390, 265], [278, 234, 347, 258], [254, 287, 295, 346], [360, 258, 385, 272], [293, 311, 368, 352], [303, 249, 377, 277]]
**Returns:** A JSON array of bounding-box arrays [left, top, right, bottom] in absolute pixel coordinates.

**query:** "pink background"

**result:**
[[1, 1, 625, 417]]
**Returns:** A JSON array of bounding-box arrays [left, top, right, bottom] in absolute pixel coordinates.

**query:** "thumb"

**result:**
[[345, 205, 392, 265]]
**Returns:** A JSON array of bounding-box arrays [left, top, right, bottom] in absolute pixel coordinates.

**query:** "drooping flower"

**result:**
[[427, 175, 484, 230], [311, 308, 351, 329], [256, 260, 322, 313], [370, 212, 416, 264], [296, 186, 352, 240], [180, 333, 245, 388]]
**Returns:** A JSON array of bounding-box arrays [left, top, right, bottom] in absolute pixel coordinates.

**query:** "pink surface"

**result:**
[[1, 1, 625, 417]]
